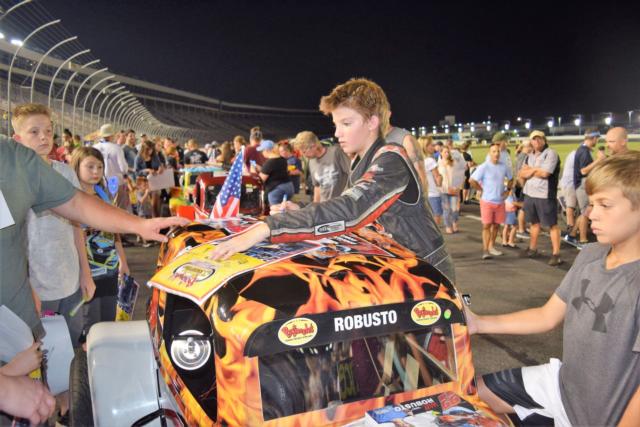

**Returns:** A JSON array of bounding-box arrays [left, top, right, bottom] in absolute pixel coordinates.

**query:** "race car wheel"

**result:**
[[260, 356, 306, 421], [69, 349, 94, 427]]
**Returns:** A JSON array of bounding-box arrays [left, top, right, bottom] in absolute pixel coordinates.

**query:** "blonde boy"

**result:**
[[467, 151, 640, 426], [12, 104, 95, 346]]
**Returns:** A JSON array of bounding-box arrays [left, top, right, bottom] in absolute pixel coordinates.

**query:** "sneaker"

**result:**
[[548, 254, 564, 266], [482, 252, 492, 260], [519, 248, 538, 258], [516, 231, 530, 239], [142, 242, 153, 248], [563, 234, 578, 245], [488, 247, 503, 256]]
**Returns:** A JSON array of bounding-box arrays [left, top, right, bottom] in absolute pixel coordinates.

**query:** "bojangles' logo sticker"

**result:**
[[278, 318, 317, 346], [411, 301, 441, 326], [172, 262, 215, 288]]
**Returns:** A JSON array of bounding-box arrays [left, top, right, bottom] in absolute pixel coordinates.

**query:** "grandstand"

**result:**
[[0, 0, 330, 142]]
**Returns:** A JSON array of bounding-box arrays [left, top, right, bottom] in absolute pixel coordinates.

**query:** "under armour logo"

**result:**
[[571, 279, 614, 333]]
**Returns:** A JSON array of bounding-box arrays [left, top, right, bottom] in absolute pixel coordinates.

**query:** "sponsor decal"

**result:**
[[315, 220, 346, 235], [278, 318, 317, 346], [411, 301, 441, 326], [444, 308, 452, 320], [172, 262, 216, 287], [334, 310, 398, 332]]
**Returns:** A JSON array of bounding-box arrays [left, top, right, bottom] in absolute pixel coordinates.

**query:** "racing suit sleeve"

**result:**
[[265, 150, 410, 243]]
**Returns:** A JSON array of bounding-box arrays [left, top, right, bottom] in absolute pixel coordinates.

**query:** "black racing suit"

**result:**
[[264, 138, 455, 282]]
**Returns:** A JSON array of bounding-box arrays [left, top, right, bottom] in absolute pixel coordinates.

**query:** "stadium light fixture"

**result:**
[[486, 124, 491, 132], [470, 125, 475, 133], [524, 120, 531, 130], [10, 38, 22, 46], [0, 32, 5, 39], [547, 119, 554, 128], [504, 123, 510, 130], [573, 117, 581, 127], [604, 115, 612, 126]]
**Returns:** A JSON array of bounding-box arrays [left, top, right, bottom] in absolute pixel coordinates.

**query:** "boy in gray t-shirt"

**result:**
[[466, 152, 640, 426]]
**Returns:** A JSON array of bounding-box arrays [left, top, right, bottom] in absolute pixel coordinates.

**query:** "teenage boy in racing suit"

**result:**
[[211, 78, 454, 282]]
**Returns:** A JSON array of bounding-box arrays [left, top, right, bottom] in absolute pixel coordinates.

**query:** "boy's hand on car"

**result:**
[[209, 222, 271, 260], [138, 217, 189, 242]]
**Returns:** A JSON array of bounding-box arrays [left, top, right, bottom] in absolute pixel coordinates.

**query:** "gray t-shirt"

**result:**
[[0, 139, 76, 338], [386, 127, 424, 163], [555, 243, 640, 426], [27, 161, 81, 301], [309, 144, 350, 202], [523, 147, 559, 199]]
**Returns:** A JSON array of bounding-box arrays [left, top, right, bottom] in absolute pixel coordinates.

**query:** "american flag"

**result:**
[[210, 147, 244, 219]]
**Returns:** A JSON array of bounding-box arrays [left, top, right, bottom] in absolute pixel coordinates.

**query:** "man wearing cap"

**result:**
[[293, 131, 350, 202], [571, 129, 604, 246], [93, 123, 130, 210], [518, 130, 563, 266]]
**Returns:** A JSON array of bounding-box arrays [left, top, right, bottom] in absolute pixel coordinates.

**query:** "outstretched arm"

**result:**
[[466, 293, 566, 335], [51, 190, 188, 242]]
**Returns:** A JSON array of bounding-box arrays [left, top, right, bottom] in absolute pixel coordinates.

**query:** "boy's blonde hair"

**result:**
[[586, 151, 640, 209], [319, 78, 390, 136], [12, 103, 52, 132]]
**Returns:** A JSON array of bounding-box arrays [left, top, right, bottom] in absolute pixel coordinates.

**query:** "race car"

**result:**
[[176, 172, 264, 220], [69, 220, 508, 427]]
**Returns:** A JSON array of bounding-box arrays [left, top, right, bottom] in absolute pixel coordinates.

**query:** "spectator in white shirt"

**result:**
[[93, 123, 130, 211]]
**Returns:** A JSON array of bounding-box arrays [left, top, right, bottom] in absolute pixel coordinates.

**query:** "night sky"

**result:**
[[45, 0, 640, 127]]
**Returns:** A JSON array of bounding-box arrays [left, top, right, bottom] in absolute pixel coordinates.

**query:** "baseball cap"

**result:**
[[492, 132, 509, 143], [529, 130, 546, 140], [256, 139, 274, 152], [584, 129, 600, 139]]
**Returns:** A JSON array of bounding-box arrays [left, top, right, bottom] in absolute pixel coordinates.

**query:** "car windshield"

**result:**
[[259, 325, 457, 421]]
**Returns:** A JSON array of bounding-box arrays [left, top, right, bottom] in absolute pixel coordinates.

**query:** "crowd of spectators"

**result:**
[[1, 81, 638, 425]]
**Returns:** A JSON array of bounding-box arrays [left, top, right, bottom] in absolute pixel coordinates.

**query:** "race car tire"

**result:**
[[260, 357, 306, 420], [69, 348, 94, 427]]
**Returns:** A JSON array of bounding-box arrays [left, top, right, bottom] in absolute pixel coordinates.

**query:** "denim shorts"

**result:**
[[428, 195, 443, 216]]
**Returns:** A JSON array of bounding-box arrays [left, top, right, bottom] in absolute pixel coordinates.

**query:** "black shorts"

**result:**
[[483, 369, 554, 426], [523, 196, 557, 227]]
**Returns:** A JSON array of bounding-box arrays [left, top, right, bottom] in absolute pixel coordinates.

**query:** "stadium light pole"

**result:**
[[102, 92, 132, 125], [6, 19, 61, 135], [91, 83, 122, 126], [59, 59, 100, 135], [81, 75, 115, 134], [106, 94, 134, 124], [97, 89, 128, 125], [71, 67, 108, 135], [30, 35, 77, 102], [47, 49, 91, 108]]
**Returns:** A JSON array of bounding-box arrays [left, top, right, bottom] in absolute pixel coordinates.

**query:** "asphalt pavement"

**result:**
[[128, 201, 578, 376]]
